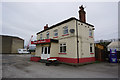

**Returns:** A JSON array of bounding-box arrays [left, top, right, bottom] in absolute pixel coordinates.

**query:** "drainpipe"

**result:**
[[76, 20, 79, 63]]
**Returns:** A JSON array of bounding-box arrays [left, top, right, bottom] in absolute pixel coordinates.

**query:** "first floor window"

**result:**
[[89, 29, 92, 37], [40, 34, 42, 40], [63, 26, 68, 34], [46, 32, 49, 39], [60, 43, 66, 53], [90, 43, 93, 53], [54, 29, 58, 36]]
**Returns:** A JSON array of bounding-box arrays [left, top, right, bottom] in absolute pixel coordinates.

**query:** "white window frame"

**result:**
[[54, 29, 58, 37], [63, 26, 68, 34], [89, 29, 92, 37], [60, 43, 66, 53], [90, 43, 93, 53], [46, 32, 49, 39], [40, 34, 42, 40]]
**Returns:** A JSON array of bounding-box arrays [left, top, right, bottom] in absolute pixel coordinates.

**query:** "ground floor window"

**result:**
[[41, 46, 50, 54], [90, 43, 93, 53], [60, 43, 66, 53]]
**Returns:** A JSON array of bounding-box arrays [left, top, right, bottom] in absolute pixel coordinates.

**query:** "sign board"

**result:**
[[31, 39, 51, 44], [96, 44, 104, 50]]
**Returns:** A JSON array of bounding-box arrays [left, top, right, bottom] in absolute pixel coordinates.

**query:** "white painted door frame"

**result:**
[[41, 47, 50, 59]]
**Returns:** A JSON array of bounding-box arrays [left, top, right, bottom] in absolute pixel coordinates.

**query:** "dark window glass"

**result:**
[[90, 44, 92, 52], [48, 47, 50, 54], [40, 34, 42, 40], [42, 47, 43, 54], [60, 44, 62, 46], [54, 29, 58, 36], [63, 46, 66, 53], [47, 34, 49, 39], [60, 43, 66, 53], [60, 47, 62, 53], [89, 29, 92, 37], [55, 33, 58, 36], [46, 32, 49, 39], [45, 47, 47, 54], [63, 44, 66, 45], [63, 26, 68, 34], [65, 29, 68, 34]]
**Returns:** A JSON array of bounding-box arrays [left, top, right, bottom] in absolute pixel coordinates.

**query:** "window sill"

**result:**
[[53, 36, 58, 38], [90, 53, 94, 54], [89, 36, 93, 38], [62, 34, 69, 36], [58, 53, 67, 54]]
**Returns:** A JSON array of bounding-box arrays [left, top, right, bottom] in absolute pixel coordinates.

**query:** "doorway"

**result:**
[[41, 46, 50, 59]]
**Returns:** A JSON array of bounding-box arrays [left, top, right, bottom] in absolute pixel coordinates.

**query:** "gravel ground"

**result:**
[[1, 54, 119, 78]]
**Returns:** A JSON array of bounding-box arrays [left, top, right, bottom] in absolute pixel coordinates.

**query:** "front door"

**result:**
[[41, 47, 50, 60]]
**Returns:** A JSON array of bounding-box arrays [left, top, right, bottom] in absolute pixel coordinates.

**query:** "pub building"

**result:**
[[31, 5, 95, 64]]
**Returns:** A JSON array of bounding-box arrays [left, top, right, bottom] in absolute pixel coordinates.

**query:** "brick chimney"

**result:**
[[44, 24, 48, 30], [78, 5, 86, 23]]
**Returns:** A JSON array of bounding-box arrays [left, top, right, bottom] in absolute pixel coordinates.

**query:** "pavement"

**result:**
[[1, 54, 119, 78]]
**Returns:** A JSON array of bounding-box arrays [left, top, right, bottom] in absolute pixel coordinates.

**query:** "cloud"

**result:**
[[2, 2, 118, 46]]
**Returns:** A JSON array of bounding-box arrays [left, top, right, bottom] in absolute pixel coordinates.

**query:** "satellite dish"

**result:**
[[70, 29, 75, 33]]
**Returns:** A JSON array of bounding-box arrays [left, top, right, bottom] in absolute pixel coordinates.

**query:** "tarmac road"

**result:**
[[2, 54, 119, 78]]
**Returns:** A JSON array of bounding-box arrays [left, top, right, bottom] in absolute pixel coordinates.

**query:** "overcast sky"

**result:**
[[2, 1, 118, 45]]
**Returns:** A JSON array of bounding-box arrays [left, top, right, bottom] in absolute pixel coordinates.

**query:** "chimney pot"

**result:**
[[46, 24, 48, 27], [79, 5, 86, 23], [44, 24, 48, 30]]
